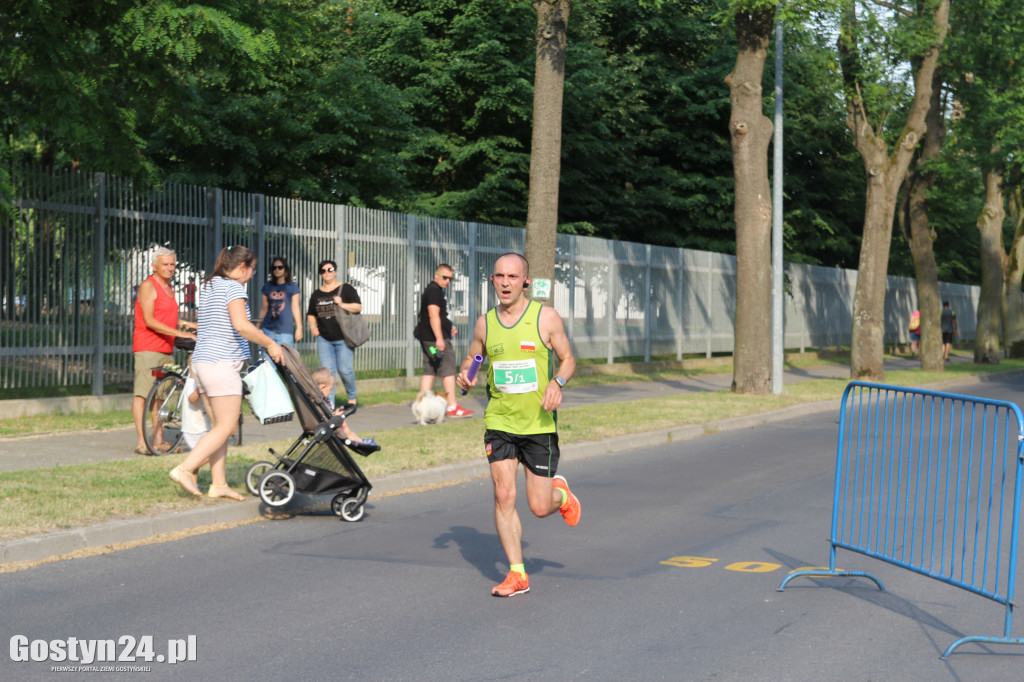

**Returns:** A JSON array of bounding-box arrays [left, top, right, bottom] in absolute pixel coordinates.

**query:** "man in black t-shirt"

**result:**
[[414, 264, 473, 418]]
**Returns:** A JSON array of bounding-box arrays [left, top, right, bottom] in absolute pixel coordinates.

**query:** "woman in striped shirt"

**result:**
[[169, 245, 284, 500]]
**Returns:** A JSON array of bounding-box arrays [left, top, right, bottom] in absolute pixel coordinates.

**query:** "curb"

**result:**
[[1, 499, 261, 564], [3, 369, 1021, 566]]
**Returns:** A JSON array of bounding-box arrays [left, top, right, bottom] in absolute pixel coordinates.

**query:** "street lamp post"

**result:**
[[771, 18, 784, 395]]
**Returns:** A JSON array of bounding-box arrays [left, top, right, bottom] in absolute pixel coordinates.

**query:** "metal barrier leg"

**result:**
[[778, 545, 886, 592], [941, 605, 1024, 659], [778, 569, 885, 592], [941, 635, 1024, 660]]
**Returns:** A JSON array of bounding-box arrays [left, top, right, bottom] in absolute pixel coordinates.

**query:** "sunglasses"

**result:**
[[438, 274, 453, 281], [271, 265, 285, 270], [320, 266, 336, 274]]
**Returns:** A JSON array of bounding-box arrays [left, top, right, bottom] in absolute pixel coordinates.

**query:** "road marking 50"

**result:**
[[660, 556, 828, 574]]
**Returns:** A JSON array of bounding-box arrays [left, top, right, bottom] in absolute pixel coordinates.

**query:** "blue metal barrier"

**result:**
[[778, 381, 1024, 659]]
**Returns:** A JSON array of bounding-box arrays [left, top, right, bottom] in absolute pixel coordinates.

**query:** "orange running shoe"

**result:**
[[552, 475, 581, 526], [491, 570, 530, 598]]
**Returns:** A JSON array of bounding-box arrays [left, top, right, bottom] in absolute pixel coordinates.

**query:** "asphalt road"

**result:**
[[3, 374, 1023, 680]]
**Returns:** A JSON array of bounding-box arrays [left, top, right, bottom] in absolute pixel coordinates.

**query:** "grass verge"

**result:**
[[1, 354, 1022, 542]]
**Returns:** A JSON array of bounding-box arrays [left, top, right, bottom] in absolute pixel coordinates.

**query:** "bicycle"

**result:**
[[142, 338, 243, 455]]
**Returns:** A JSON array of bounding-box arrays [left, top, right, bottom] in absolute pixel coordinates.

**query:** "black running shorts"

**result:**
[[484, 429, 560, 478]]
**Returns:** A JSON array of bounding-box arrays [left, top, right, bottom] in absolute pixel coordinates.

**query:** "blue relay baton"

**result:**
[[460, 355, 484, 395]]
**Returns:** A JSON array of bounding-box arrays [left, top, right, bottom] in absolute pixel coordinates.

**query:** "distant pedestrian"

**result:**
[[941, 301, 957, 362], [132, 247, 196, 455], [257, 256, 303, 357], [183, 280, 197, 314], [908, 310, 920, 357], [307, 260, 361, 407], [415, 264, 473, 418]]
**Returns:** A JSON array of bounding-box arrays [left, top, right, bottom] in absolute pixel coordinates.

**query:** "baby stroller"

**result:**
[[245, 345, 380, 522]]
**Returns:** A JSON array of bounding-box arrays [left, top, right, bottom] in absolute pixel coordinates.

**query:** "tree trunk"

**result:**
[[851, 170, 902, 379], [726, 7, 775, 395], [1005, 188, 1024, 357], [524, 0, 571, 302], [975, 168, 1004, 364], [841, 0, 950, 381], [903, 68, 944, 372]]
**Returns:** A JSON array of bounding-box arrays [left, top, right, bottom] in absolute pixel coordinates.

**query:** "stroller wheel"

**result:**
[[259, 470, 295, 507], [245, 461, 274, 496], [332, 496, 364, 522]]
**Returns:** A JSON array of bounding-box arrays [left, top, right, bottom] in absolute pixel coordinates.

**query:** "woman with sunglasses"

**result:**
[[307, 259, 362, 406], [256, 257, 303, 356]]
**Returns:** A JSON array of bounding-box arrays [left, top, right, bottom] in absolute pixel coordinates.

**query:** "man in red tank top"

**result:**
[[132, 248, 196, 454]]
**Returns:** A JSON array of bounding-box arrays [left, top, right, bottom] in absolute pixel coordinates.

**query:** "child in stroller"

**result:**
[[311, 367, 376, 447], [245, 345, 379, 521]]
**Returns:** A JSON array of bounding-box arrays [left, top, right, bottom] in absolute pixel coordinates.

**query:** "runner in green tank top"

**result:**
[[482, 299, 555, 435], [457, 252, 580, 597]]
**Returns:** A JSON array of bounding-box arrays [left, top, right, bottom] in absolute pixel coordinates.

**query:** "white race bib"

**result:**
[[492, 359, 539, 394]]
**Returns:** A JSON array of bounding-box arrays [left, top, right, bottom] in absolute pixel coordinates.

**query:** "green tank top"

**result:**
[[484, 299, 556, 434]]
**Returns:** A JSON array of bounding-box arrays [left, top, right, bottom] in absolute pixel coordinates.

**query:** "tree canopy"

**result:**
[[3, 0, 1019, 286]]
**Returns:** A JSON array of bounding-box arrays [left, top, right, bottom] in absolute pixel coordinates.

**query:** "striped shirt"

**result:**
[[192, 277, 251, 363]]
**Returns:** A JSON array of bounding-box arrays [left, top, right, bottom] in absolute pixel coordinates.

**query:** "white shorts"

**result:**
[[192, 360, 245, 397]]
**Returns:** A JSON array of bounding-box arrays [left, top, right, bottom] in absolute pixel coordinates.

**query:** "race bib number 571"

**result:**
[[492, 360, 539, 394]]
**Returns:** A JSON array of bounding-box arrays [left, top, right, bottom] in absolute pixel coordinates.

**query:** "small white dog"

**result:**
[[411, 391, 448, 425]]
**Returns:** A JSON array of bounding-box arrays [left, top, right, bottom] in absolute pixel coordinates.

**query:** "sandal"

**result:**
[[207, 485, 246, 502], [169, 466, 201, 497], [134, 445, 150, 456]]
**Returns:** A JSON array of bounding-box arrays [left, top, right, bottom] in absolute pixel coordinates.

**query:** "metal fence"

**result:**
[[0, 166, 980, 395], [778, 382, 1024, 659]]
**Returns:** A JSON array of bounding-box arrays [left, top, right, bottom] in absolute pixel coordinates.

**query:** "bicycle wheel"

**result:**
[[143, 374, 186, 456]]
